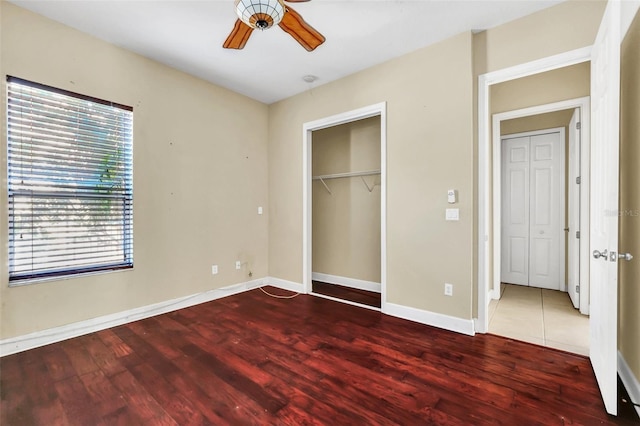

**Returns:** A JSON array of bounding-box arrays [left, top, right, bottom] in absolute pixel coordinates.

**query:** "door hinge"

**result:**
[[576, 231, 580, 239], [576, 176, 581, 184], [576, 122, 581, 130], [576, 285, 580, 294]]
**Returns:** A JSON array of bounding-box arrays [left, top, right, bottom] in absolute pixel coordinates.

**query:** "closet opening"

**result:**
[[302, 102, 387, 312], [311, 117, 381, 308]]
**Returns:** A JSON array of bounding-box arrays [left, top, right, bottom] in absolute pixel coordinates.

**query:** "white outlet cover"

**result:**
[[212, 265, 218, 275], [258, 206, 263, 215], [445, 208, 459, 221], [444, 283, 453, 296], [235, 261, 241, 270]]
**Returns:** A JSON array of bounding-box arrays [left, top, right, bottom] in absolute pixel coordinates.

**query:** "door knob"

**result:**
[[593, 249, 608, 260], [618, 252, 634, 261]]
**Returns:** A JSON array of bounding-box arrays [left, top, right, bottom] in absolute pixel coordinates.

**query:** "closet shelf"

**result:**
[[312, 170, 381, 180], [312, 170, 381, 194]]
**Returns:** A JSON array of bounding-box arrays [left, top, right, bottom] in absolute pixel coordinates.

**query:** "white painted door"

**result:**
[[589, 0, 620, 416], [502, 131, 564, 290], [568, 109, 581, 309], [501, 136, 530, 286], [529, 132, 564, 290]]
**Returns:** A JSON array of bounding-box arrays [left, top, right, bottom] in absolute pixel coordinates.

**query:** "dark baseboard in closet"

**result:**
[[312, 280, 381, 308]]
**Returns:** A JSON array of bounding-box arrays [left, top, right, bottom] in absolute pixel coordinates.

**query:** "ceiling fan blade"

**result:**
[[223, 19, 254, 50], [278, 6, 325, 52]]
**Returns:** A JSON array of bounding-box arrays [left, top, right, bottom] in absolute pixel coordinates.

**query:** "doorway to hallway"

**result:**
[[490, 101, 591, 357]]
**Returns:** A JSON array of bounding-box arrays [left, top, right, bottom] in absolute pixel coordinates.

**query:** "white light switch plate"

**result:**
[[446, 208, 459, 221]]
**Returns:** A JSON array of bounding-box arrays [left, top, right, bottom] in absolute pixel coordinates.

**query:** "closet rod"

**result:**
[[312, 169, 381, 180]]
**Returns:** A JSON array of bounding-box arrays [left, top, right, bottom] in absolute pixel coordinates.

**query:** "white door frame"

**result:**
[[499, 126, 567, 292], [302, 102, 387, 311], [567, 108, 581, 310], [476, 47, 592, 333], [492, 97, 591, 316]]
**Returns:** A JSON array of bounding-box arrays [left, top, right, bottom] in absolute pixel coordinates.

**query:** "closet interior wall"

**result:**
[[312, 116, 381, 287]]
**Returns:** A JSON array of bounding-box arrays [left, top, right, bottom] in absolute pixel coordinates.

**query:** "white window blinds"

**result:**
[[7, 76, 134, 283]]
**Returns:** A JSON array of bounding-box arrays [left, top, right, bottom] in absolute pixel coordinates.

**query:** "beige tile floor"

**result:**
[[488, 283, 590, 356]]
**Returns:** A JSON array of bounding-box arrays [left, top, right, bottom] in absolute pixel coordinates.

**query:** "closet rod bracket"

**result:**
[[360, 176, 375, 192], [319, 178, 332, 194]]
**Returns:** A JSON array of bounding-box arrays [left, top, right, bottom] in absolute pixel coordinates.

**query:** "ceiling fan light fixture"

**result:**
[[235, 0, 285, 30]]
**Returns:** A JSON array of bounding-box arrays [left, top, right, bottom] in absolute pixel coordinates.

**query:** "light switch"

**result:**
[[446, 208, 459, 221]]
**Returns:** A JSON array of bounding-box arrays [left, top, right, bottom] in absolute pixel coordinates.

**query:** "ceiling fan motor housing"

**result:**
[[235, 0, 286, 30]]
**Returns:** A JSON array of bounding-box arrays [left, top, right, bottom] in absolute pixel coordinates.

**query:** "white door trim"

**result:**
[[302, 102, 387, 311], [492, 98, 591, 314], [477, 47, 592, 333], [567, 108, 581, 310]]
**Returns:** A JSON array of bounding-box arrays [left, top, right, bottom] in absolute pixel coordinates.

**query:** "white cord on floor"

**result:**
[[259, 286, 300, 299]]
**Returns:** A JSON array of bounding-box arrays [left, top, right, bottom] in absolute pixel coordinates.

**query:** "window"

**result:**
[[7, 76, 133, 284]]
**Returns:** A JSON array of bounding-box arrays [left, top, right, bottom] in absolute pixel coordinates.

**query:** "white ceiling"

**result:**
[[10, 0, 565, 104]]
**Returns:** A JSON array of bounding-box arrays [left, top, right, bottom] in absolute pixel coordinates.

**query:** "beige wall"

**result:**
[[312, 117, 381, 283], [0, 3, 269, 339], [269, 1, 605, 321], [480, 0, 606, 74], [490, 62, 591, 114], [501, 110, 574, 136], [270, 32, 476, 319], [619, 8, 640, 386], [0, 0, 613, 342]]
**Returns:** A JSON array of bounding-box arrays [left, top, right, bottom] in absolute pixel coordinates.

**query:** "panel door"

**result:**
[[501, 136, 530, 286], [589, 0, 621, 415], [529, 131, 564, 290]]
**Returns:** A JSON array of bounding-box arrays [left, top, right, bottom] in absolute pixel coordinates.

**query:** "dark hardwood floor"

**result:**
[[312, 280, 381, 308], [1, 286, 638, 425]]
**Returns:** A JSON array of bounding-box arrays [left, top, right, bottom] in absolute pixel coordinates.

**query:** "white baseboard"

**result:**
[[618, 351, 640, 417], [1, 276, 477, 357], [0, 278, 267, 357], [312, 272, 381, 293], [384, 302, 475, 336], [266, 276, 305, 293], [491, 287, 501, 300]]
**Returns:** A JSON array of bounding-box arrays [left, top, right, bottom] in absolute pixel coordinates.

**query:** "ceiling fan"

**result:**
[[223, 0, 325, 52]]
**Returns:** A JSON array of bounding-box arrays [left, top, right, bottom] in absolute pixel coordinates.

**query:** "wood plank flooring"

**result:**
[[1, 286, 638, 425], [312, 280, 381, 308]]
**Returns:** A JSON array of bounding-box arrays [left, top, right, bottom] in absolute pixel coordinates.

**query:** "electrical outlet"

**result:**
[[444, 283, 453, 296], [258, 206, 263, 215], [211, 265, 218, 275], [235, 261, 241, 270]]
